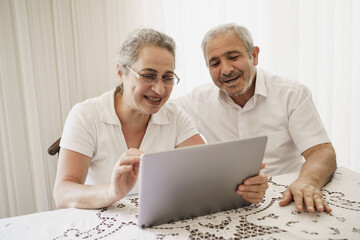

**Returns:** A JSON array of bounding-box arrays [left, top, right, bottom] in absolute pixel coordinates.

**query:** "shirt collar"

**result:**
[[148, 106, 169, 126], [100, 86, 121, 125], [254, 68, 267, 97], [100, 86, 169, 126]]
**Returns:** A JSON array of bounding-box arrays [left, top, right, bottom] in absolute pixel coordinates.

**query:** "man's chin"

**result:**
[[226, 79, 254, 97], [223, 86, 247, 97]]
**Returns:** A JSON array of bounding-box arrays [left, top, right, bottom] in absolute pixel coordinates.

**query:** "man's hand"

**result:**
[[279, 178, 331, 213], [236, 163, 269, 204], [279, 143, 336, 213]]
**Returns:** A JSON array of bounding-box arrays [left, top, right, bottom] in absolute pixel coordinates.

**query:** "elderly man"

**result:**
[[175, 23, 336, 213]]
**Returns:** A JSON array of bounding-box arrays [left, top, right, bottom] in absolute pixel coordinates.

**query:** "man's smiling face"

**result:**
[[205, 32, 258, 98]]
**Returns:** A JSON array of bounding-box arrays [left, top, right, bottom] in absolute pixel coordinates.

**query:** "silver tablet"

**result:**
[[138, 136, 268, 228]]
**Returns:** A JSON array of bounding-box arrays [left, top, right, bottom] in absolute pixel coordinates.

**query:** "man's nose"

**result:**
[[220, 61, 235, 75]]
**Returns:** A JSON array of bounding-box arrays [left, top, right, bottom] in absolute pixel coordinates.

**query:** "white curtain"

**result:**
[[0, 0, 359, 218]]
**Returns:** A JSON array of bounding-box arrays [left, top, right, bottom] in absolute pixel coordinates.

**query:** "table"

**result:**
[[1, 167, 360, 239]]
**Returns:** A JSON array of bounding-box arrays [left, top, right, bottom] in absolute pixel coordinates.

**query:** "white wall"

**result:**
[[1, 0, 359, 218]]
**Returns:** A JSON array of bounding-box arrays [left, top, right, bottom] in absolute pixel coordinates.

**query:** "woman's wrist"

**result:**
[[105, 183, 125, 206]]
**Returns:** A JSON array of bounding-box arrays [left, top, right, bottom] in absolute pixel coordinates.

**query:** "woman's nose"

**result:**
[[151, 80, 166, 95]]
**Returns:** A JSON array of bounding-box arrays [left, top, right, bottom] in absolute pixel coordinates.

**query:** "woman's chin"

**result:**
[[143, 97, 168, 113], [142, 103, 163, 114]]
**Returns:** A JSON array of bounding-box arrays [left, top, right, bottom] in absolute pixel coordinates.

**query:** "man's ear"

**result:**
[[252, 46, 260, 66]]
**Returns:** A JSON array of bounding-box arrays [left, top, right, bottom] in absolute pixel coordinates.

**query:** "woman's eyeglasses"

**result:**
[[126, 66, 180, 86]]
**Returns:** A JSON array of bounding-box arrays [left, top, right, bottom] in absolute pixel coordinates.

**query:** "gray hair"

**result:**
[[117, 28, 176, 72], [201, 23, 254, 65]]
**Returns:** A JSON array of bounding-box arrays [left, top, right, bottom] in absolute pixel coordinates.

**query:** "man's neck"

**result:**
[[231, 78, 256, 108]]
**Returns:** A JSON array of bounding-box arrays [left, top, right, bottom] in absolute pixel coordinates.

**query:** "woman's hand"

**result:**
[[108, 148, 143, 201], [54, 148, 143, 209]]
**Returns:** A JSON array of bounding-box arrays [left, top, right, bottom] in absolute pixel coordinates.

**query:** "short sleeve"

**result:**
[[60, 103, 97, 157], [288, 85, 330, 153]]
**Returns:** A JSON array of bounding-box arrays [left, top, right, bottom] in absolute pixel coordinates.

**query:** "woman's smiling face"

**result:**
[[121, 45, 175, 115]]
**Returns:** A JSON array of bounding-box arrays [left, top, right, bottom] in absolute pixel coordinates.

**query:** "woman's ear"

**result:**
[[117, 64, 123, 84], [117, 64, 123, 78]]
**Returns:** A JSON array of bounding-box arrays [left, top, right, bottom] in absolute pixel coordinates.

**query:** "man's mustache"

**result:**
[[219, 71, 243, 82]]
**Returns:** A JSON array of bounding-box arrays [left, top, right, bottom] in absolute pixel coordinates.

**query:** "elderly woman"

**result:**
[[53, 28, 268, 209]]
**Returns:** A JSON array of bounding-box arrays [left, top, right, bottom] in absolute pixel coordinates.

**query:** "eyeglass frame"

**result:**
[[126, 66, 180, 86]]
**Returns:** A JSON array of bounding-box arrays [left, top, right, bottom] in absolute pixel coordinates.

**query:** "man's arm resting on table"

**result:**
[[279, 143, 336, 213]]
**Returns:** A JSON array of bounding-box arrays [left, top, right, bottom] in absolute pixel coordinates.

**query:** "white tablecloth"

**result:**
[[1, 167, 360, 239]]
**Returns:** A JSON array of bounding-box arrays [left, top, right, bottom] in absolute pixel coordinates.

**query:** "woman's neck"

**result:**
[[115, 91, 150, 124], [114, 90, 150, 149]]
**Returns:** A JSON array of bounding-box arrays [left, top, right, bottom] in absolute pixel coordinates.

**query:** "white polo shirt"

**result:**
[[174, 68, 330, 176], [60, 87, 199, 194]]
